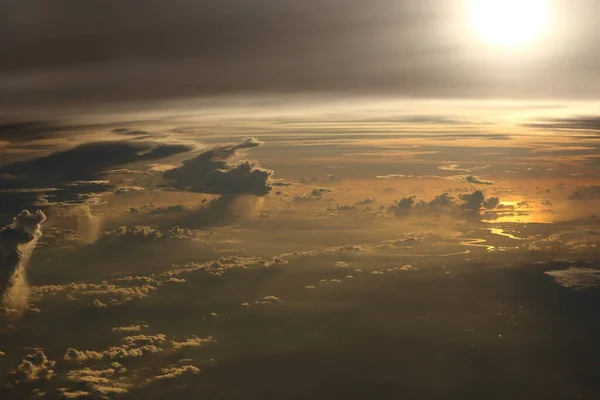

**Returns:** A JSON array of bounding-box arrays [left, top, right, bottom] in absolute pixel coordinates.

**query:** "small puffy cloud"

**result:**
[[256, 295, 282, 304], [334, 261, 351, 268], [170, 336, 213, 349], [113, 185, 146, 195], [112, 324, 146, 333], [147, 163, 178, 173], [153, 365, 200, 381], [162, 138, 272, 196], [59, 390, 92, 399], [376, 174, 406, 179], [438, 164, 471, 172]]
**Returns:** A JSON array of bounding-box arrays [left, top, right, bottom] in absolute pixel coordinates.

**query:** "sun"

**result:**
[[468, 0, 549, 46]]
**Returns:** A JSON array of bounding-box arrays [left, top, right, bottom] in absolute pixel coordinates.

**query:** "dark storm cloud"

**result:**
[[163, 138, 272, 196], [1, 0, 599, 114], [0, 141, 191, 189], [0, 141, 191, 214]]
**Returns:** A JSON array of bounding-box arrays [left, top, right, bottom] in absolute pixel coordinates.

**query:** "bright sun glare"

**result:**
[[469, 0, 549, 46]]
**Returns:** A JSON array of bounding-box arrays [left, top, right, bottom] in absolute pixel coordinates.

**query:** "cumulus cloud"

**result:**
[[460, 190, 485, 211], [153, 365, 200, 381], [428, 193, 455, 208], [483, 196, 500, 209], [62, 363, 129, 398], [8, 350, 55, 383], [162, 138, 272, 197], [63, 334, 213, 366], [170, 336, 214, 349], [64, 334, 167, 363], [90, 224, 209, 248], [0, 210, 46, 309], [388, 197, 417, 214]]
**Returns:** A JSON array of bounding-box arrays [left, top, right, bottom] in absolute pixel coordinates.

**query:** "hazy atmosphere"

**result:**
[[2, 1, 600, 399]]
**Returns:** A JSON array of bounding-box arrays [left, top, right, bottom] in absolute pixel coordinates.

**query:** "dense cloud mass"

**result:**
[[0, 141, 192, 214], [0, 141, 191, 189], [3, 2, 600, 398], [460, 190, 485, 211], [163, 138, 272, 196], [0, 210, 46, 305]]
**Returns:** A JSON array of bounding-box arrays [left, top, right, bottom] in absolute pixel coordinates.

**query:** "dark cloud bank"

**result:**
[[0, 141, 192, 217]]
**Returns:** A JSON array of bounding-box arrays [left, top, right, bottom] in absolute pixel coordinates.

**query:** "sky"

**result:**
[[2, 1, 600, 399]]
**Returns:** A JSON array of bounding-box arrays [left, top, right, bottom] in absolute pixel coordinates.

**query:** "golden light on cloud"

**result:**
[[468, 0, 549, 46]]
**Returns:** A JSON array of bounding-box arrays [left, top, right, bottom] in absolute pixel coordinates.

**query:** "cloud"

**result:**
[[388, 197, 418, 214], [0, 210, 46, 307], [0, 121, 67, 143], [112, 128, 153, 137], [63, 335, 166, 363], [113, 185, 146, 195], [569, 185, 600, 200], [63, 334, 213, 365], [428, 193, 455, 208], [483, 196, 500, 209], [8, 350, 55, 383], [163, 138, 272, 196], [0, 141, 192, 212], [460, 190, 485, 211], [525, 116, 600, 132], [464, 175, 493, 185], [90, 224, 209, 248], [545, 267, 600, 289], [63, 363, 129, 398], [1, 141, 191, 188], [438, 164, 471, 172], [112, 324, 146, 333], [170, 336, 214, 349], [153, 365, 200, 381]]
